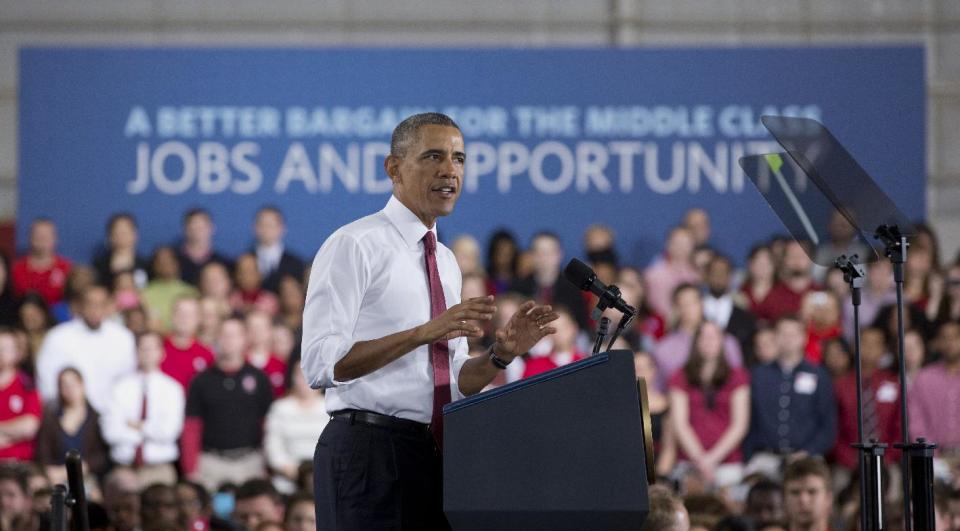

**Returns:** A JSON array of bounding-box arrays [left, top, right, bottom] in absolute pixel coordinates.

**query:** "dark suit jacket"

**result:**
[[259, 250, 306, 293], [726, 306, 758, 365]]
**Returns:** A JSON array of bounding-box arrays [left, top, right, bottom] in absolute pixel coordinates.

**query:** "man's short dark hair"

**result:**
[[640, 485, 684, 531], [235, 478, 281, 504], [106, 212, 138, 234], [0, 463, 29, 495], [747, 478, 782, 506], [182, 207, 211, 225], [783, 456, 831, 491], [255, 204, 285, 222], [390, 112, 461, 158]]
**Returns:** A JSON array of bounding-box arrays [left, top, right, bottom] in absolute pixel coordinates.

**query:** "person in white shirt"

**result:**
[[101, 331, 185, 488], [253, 205, 305, 294], [36, 285, 136, 412], [302, 113, 559, 530]]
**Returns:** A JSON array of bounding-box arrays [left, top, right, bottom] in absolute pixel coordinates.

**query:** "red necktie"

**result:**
[[423, 232, 451, 449], [133, 377, 148, 467]]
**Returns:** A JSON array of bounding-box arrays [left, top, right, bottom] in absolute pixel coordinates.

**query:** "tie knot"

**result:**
[[422, 231, 437, 254]]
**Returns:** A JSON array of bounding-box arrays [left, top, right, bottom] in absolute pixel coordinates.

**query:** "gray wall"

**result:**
[[1, 0, 957, 260]]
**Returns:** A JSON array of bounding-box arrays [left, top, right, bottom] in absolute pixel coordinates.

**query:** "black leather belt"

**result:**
[[331, 409, 430, 434]]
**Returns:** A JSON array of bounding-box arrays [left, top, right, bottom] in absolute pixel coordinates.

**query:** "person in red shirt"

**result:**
[[162, 296, 215, 391], [11, 219, 72, 306], [245, 310, 287, 398], [0, 328, 42, 461], [756, 241, 819, 324], [522, 306, 585, 378], [801, 291, 842, 364], [668, 320, 750, 488], [833, 326, 901, 470]]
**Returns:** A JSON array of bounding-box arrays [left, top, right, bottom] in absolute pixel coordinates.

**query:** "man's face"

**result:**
[[184, 213, 214, 244], [783, 243, 811, 277], [106, 492, 140, 531], [666, 228, 694, 262], [746, 490, 784, 527], [217, 320, 247, 361], [531, 235, 562, 274], [29, 221, 57, 256], [387, 124, 464, 226], [80, 288, 110, 330], [784, 476, 832, 529], [141, 488, 179, 527], [705, 259, 731, 296], [233, 495, 282, 530], [776, 319, 807, 358], [254, 210, 284, 246]]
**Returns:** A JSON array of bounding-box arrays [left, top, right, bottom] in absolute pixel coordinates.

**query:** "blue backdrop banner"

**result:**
[[18, 47, 925, 267]]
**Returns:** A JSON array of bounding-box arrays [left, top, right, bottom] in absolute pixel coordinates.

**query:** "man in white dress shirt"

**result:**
[[302, 113, 559, 529]]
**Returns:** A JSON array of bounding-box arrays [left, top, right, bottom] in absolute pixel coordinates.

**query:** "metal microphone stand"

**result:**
[[593, 317, 611, 356], [836, 254, 885, 530]]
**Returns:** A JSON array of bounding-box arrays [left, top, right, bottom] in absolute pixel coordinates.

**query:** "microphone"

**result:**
[[563, 258, 636, 320]]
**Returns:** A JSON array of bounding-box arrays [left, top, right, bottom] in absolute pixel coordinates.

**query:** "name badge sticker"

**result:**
[[794, 372, 818, 395], [877, 382, 898, 403]]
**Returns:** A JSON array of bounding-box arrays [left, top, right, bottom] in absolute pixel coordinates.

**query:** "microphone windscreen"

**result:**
[[563, 258, 595, 290]]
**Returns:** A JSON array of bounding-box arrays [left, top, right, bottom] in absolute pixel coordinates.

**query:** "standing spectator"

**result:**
[[511, 231, 588, 330], [842, 260, 896, 343], [277, 275, 305, 333], [246, 310, 287, 397], [644, 226, 700, 319], [142, 246, 200, 332], [833, 327, 901, 472], [140, 483, 181, 530], [909, 320, 960, 455], [15, 293, 54, 375], [51, 265, 96, 323], [0, 464, 32, 531], [11, 218, 72, 306], [703, 255, 757, 362], [233, 479, 284, 531], [485, 229, 519, 295], [752, 325, 780, 367], [782, 457, 833, 531], [198, 261, 234, 321], [102, 331, 185, 488], [634, 350, 676, 477], [668, 321, 750, 488], [181, 318, 273, 493], [744, 316, 837, 463], [34, 368, 109, 484], [683, 208, 711, 248], [161, 296, 215, 392], [902, 329, 926, 387], [927, 261, 960, 326], [0, 253, 17, 327], [36, 285, 137, 413], [283, 491, 316, 531], [452, 235, 484, 276], [813, 212, 869, 281], [198, 297, 226, 351], [799, 291, 842, 364], [761, 241, 818, 323], [230, 254, 279, 316], [272, 322, 297, 364], [821, 337, 853, 382], [92, 213, 149, 290], [264, 358, 327, 491], [521, 306, 585, 378], [252, 206, 305, 295], [177, 208, 232, 287], [653, 284, 743, 391], [740, 244, 777, 324], [904, 243, 935, 309], [0, 329, 42, 461]]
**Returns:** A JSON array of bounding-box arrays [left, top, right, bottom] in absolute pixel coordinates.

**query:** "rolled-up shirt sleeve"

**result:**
[[301, 232, 369, 389]]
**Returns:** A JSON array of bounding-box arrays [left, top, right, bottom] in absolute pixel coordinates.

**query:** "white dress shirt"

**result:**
[[257, 242, 284, 276], [301, 195, 470, 423], [100, 370, 185, 465], [703, 292, 735, 329], [36, 318, 137, 412]]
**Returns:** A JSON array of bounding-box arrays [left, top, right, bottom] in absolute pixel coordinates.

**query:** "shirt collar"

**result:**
[[383, 195, 437, 250]]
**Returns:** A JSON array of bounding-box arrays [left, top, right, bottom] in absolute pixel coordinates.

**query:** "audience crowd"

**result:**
[[0, 204, 959, 530]]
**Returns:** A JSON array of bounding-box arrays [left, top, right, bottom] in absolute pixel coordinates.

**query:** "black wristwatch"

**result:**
[[488, 343, 512, 370]]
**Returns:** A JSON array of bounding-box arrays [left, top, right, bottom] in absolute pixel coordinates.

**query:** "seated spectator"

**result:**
[[34, 368, 109, 484], [640, 484, 690, 531], [36, 285, 136, 413], [820, 337, 853, 382], [177, 208, 232, 287], [668, 321, 750, 488], [252, 206, 305, 295], [703, 254, 757, 362], [17, 293, 54, 369], [102, 331, 185, 488], [452, 234, 484, 276], [522, 306, 585, 378], [634, 350, 676, 477], [485, 229, 520, 296], [233, 479, 284, 531], [246, 310, 287, 397], [101, 468, 141, 531], [510, 232, 588, 330], [161, 296, 215, 392], [230, 254, 279, 316], [264, 356, 328, 491], [683, 492, 730, 530], [760, 241, 819, 323], [740, 244, 777, 325], [175, 480, 212, 531], [644, 226, 700, 319], [799, 291, 842, 364], [746, 479, 784, 528], [752, 325, 779, 367], [181, 318, 273, 493], [142, 246, 200, 332], [909, 321, 960, 456], [92, 213, 149, 290], [902, 328, 926, 388], [198, 261, 234, 321], [653, 284, 743, 391], [141, 483, 181, 529], [0, 328, 42, 461], [0, 253, 16, 327], [283, 491, 317, 531], [833, 327, 901, 472], [0, 463, 33, 531], [11, 218, 72, 306], [783, 457, 833, 531], [277, 275, 305, 333], [744, 316, 836, 463]]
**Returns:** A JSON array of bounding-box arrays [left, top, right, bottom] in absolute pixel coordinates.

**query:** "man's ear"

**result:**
[[384, 155, 401, 184]]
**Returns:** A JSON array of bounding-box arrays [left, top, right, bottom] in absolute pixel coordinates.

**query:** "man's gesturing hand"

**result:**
[[494, 301, 559, 360], [415, 295, 496, 344]]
